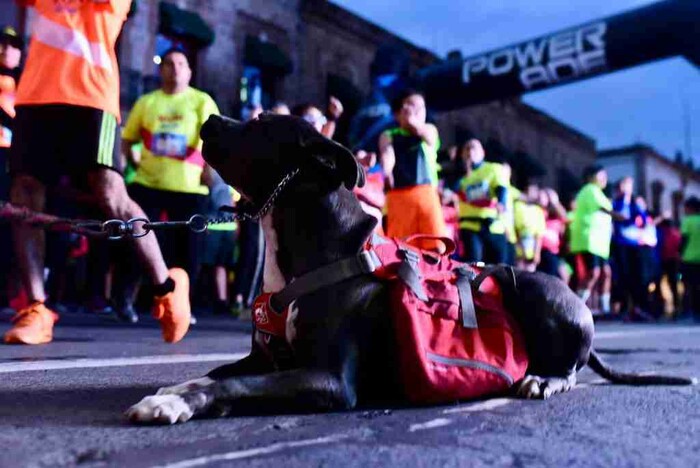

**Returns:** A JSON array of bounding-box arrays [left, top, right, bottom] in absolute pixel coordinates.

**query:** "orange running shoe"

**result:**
[[4, 302, 59, 345], [152, 268, 191, 343]]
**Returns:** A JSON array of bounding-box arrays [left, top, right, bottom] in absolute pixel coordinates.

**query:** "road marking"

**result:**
[[152, 433, 352, 468], [442, 397, 514, 414], [408, 418, 452, 432], [0, 353, 247, 374], [595, 327, 700, 340]]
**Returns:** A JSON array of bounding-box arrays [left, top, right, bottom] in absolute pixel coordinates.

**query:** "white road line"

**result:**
[[152, 433, 352, 468], [595, 327, 700, 340], [0, 353, 247, 374], [408, 417, 452, 432], [442, 397, 514, 414]]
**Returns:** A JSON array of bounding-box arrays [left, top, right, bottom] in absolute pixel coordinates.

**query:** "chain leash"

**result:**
[[0, 169, 300, 240]]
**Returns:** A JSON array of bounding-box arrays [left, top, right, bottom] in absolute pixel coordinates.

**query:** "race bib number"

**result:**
[[464, 181, 493, 207], [152, 132, 187, 158]]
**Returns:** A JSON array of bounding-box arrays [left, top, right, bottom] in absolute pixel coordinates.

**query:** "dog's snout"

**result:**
[[200, 115, 244, 142]]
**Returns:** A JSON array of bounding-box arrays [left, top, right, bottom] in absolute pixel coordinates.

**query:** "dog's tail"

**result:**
[[587, 349, 697, 386]]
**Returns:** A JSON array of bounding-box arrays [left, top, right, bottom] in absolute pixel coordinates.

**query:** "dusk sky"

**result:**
[[333, 0, 700, 164]]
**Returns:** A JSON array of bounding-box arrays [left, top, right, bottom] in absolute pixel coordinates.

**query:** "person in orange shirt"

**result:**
[[5, 0, 191, 345]]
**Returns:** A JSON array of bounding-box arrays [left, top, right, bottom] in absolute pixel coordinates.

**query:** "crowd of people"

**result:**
[[0, 2, 698, 348], [355, 88, 700, 323]]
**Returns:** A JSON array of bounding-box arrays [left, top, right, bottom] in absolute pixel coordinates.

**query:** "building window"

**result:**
[[239, 65, 280, 112]]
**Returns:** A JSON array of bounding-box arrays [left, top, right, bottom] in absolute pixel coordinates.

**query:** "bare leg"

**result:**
[[86, 169, 168, 285], [10, 175, 47, 302]]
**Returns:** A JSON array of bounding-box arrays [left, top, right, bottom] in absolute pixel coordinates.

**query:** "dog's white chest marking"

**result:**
[[261, 212, 287, 294], [286, 300, 298, 345], [260, 212, 298, 346], [125, 394, 194, 425]]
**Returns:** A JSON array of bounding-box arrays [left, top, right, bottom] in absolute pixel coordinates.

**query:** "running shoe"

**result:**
[[4, 302, 59, 345], [152, 268, 191, 343]]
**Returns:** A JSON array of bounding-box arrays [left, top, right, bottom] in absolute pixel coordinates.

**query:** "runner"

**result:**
[[5, 0, 190, 345], [379, 89, 446, 246], [514, 183, 546, 272], [118, 48, 219, 323], [538, 188, 570, 281], [680, 196, 700, 321], [569, 165, 625, 316], [456, 139, 508, 263]]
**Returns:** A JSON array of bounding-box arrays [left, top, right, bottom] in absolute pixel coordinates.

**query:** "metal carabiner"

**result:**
[[187, 214, 208, 234], [127, 217, 151, 239], [102, 219, 128, 240]]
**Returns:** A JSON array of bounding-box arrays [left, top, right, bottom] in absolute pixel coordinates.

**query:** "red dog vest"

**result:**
[[252, 234, 529, 404]]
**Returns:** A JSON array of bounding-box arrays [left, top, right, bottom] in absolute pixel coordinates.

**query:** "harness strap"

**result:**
[[396, 254, 428, 301], [455, 267, 478, 328], [270, 250, 381, 311], [472, 264, 518, 293]]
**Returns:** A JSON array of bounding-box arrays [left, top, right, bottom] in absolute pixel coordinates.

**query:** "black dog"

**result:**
[[126, 114, 696, 425]]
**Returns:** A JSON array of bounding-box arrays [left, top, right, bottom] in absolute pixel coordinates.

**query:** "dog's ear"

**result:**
[[302, 133, 365, 190]]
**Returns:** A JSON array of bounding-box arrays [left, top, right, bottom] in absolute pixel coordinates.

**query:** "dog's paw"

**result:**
[[156, 377, 214, 396], [517, 375, 544, 399], [516, 374, 576, 400], [125, 394, 194, 425]]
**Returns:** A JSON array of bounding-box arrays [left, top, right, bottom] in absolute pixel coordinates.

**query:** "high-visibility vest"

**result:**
[[16, 0, 131, 121]]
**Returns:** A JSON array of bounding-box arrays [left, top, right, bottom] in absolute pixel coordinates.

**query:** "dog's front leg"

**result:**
[[127, 369, 354, 425]]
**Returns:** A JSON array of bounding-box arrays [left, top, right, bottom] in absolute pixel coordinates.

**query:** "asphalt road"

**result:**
[[0, 308, 698, 468]]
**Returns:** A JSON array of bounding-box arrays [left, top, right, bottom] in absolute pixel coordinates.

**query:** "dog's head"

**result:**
[[201, 113, 364, 212]]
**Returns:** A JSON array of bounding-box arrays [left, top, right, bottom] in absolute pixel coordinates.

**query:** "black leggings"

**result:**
[[459, 228, 507, 264], [113, 183, 206, 304], [538, 249, 561, 277]]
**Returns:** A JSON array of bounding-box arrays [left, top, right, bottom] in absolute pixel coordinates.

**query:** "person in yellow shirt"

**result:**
[[456, 139, 508, 263], [117, 48, 219, 323], [514, 183, 546, 271]]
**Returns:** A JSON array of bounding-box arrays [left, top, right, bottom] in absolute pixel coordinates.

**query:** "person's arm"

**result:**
[[652, 210, 672, 226], [120, 139, 139, 168], [321, 96, 343, 140], [378, 131, 395, 191], [546, 189, 568, 221], [533, 234, 543, 266], [492, 165, 510, 214], [405, 120, 439, 149], [595, 189, 627, 221], [121, 96, 145, 167], [201, 164, 215, 188]]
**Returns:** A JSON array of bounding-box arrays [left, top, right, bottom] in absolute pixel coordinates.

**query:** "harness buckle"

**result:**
[[358, 250, 380, 274]]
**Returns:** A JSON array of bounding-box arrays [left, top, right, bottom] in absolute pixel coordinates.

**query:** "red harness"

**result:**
[[251, 234, 529, 403]]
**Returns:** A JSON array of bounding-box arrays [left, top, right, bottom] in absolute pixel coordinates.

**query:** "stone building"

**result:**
[[599, 144, 700, 221], [1, 0, 596, 193]]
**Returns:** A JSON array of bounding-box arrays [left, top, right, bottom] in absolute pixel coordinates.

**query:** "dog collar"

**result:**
[[218, 169, 300, 221]]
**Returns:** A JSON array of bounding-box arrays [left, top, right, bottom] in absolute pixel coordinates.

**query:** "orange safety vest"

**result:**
[[15, 0, 131, 121]]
